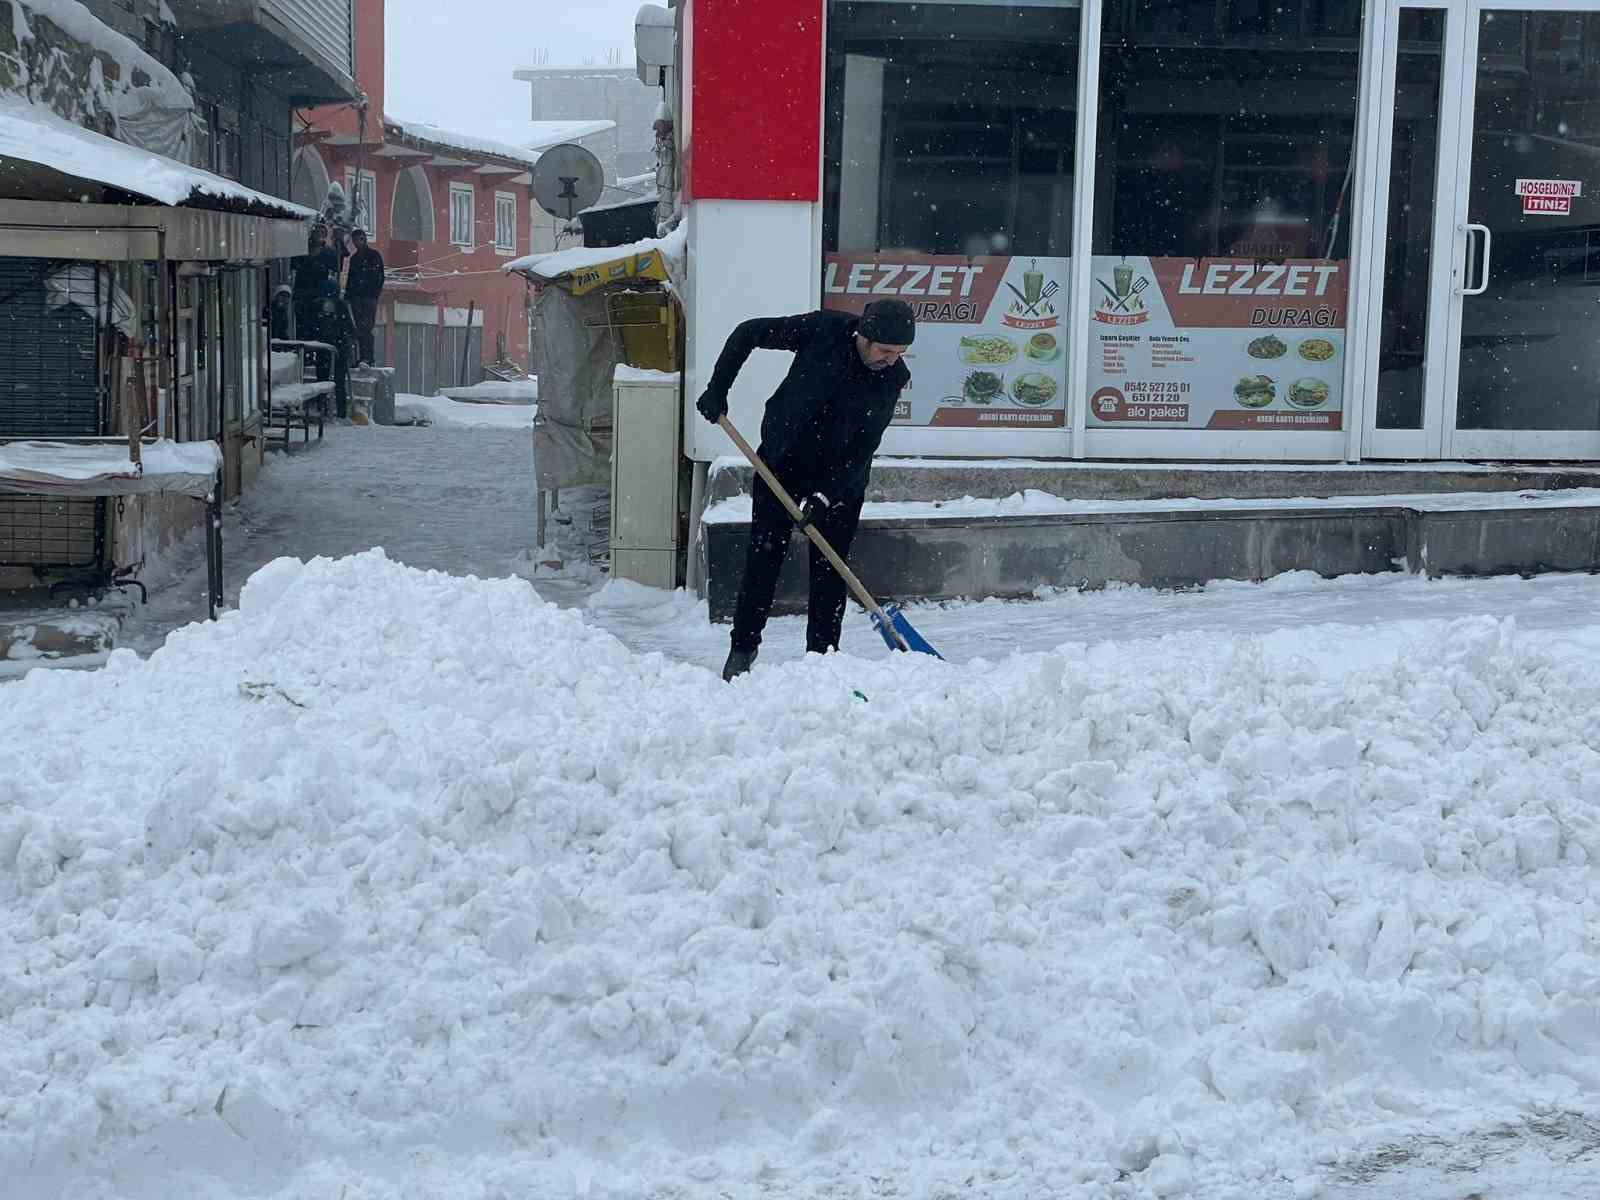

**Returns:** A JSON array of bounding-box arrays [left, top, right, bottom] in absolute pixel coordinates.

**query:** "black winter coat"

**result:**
[[704, 310, 909, 502], [345, 247, 386, 301], [291, 246, 342, 302]]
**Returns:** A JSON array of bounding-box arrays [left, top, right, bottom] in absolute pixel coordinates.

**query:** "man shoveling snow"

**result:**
[[696, 299, 915, 681]]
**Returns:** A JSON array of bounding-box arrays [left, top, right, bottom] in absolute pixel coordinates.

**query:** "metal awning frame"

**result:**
[[0, 199, 309, 263]]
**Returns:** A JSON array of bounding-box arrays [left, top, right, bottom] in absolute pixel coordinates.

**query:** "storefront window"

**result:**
[[1088, 0, 1362, 435], [822, 1, 1082, 432]]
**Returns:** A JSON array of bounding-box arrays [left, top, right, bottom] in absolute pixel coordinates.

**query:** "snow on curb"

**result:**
[[394, 393, 536, 429], [2, 551, 1598, 1198]]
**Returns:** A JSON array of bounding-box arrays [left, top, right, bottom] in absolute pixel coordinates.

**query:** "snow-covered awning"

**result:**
[[0, 99, 314, 221], [505, 224, 686, 295], [0, 439, 221, 498]]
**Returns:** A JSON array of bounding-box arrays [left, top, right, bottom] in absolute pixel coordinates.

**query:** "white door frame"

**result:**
[[1359, 0, 1462, 458], [1447, 0, 1600, 459], [1364, 0, 1600, 460]]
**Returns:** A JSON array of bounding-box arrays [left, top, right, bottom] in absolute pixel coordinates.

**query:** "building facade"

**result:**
[[294, 116, 544, 392], [295, 0, 563, 391], [514, 64, 659, 182], [678, 0, 1600, 466], [0, 0, 347, 605]]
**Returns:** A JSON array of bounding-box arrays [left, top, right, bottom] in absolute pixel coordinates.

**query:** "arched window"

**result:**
[[390, 166, 436, 243], [290, 146, 331, 212]]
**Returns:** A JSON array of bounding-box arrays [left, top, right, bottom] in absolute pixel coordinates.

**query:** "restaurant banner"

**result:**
[[1086, 256, 1349, 431], [823, 253, 1068, 428]]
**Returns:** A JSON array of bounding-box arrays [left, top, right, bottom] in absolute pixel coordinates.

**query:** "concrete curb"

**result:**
[[700, 502, 1600, 622]]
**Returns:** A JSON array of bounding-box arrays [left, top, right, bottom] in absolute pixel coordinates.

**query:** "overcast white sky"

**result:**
[[384, 0, 644, 131]]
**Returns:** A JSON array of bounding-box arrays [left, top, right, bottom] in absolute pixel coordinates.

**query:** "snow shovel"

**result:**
[[717, 415, 942, 659]]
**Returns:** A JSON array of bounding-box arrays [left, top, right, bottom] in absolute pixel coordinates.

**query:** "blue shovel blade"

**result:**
[[871, 604, 943, 659]]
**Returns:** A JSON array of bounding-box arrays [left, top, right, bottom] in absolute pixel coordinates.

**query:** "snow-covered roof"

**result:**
[[16, 0, 192, 116], [384, 117, 543, 168], [582, 192, 658, 216], [381, 117, 617, 167], [513, 65, 638, 80], [0, 99, 314, 219], [526, 120, 617, 151]]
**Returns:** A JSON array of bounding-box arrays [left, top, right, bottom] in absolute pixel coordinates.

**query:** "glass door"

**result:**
[[1366, 0, 1600, 459], [1449, 2, 1600, 457]]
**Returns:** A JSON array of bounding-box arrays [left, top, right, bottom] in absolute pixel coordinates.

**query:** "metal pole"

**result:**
[[155, 228, 169, 437], [217, 273, 227, 493], [206, 478, 222, 620], [459, 299, 476, 386]]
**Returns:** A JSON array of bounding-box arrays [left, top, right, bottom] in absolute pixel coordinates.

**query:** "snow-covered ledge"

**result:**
[[0, 438, 220, 497]]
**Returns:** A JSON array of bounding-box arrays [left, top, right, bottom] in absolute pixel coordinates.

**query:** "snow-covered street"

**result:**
[[118, 411, 548, 657], [4, 416, 1600, 1199], [117, 414, 1600, 679], [10, 0, 1600, 1196]]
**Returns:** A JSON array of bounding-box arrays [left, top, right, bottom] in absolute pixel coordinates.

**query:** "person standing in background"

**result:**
[[291, 224, 331, 340], [312, 279, 358, 419], [344, 228, 386, 367]]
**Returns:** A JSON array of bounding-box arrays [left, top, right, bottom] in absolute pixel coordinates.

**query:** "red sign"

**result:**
[[1515, 178, 1581, 217], [1524, 195, 1571, 216], [824, 253, 1070, 430], [1150, 259, 1349, 328], [1205, 411, 1342, 431], [821, 255, 1010, 323], [688, 0, 822, 202]]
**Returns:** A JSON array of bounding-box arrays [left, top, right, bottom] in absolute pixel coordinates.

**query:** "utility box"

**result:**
[[349, 366, 396, 425], [610, 366, 682, 588]]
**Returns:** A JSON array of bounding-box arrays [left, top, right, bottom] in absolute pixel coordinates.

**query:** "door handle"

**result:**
[[1460, 223, 1493, 296]]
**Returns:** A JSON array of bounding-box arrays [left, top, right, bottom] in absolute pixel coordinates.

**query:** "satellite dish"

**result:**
[[531, 144, 605, 221]]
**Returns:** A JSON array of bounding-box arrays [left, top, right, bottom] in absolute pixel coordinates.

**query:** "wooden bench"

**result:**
[[264, 344, 335, 447]]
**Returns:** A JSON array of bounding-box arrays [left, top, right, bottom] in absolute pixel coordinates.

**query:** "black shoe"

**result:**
[[721, 648, 757, 682]]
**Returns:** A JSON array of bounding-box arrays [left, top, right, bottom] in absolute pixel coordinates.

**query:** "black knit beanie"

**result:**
[[858, 298, 916, 346]]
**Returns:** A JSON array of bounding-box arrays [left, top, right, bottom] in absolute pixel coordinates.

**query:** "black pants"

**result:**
[[349, 298, 378, 365], [333, 343, 350, 418], [293, 298, 316, 342], [731, 472, 864, 655]]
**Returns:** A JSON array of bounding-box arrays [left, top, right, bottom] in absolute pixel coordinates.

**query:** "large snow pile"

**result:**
[[3, 553, 1598, 1199]]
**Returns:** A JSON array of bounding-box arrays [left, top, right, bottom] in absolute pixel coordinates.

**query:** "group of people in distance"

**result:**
[[275, 186, 386, 418]]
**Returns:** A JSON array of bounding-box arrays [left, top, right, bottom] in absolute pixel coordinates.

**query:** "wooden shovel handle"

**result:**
[[717, 414, 908, 648]]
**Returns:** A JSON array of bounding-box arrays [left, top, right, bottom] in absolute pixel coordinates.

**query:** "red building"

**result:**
[[291, 0, 536, 394]]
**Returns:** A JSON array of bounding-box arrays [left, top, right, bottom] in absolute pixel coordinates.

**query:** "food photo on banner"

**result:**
[[1086, 255, 1350, 432], [823, 254, 1069, 429]]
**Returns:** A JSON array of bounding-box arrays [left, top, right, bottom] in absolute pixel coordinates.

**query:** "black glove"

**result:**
[[797, 492, 830, 528], [696, 389, 728, 424]]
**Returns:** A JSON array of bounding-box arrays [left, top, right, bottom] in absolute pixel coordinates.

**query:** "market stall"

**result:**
[[506, 229, 684, 549], [0, 438, 224, 615]]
